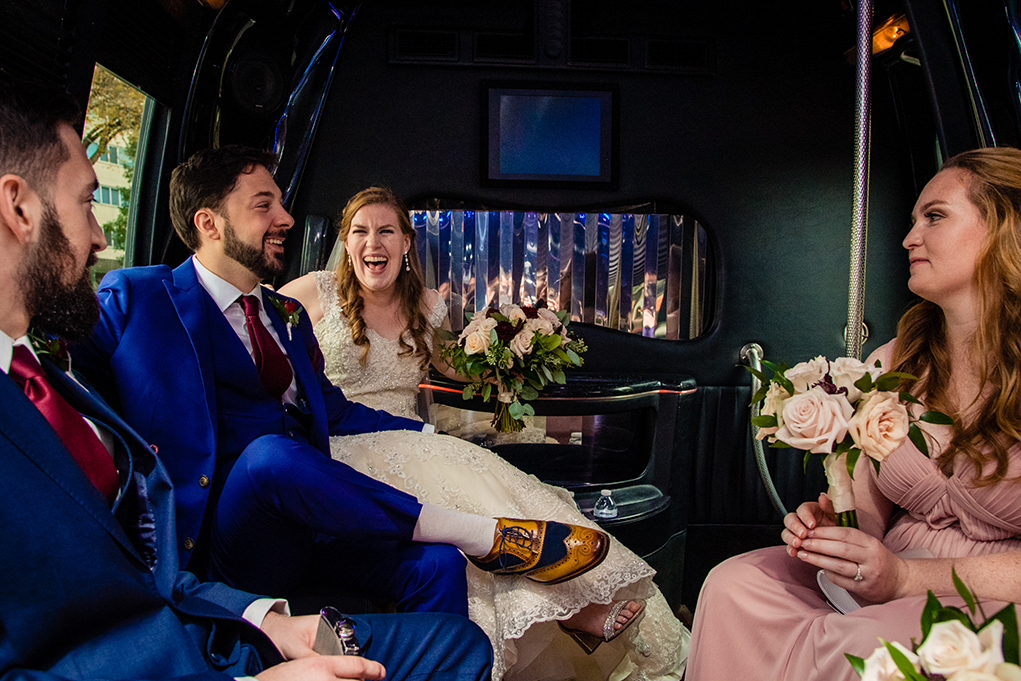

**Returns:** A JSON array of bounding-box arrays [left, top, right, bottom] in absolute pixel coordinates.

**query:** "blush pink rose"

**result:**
[[861, 641, 919, 681], [847, 391, 910, 463], [917, 620, 1004, 677], [775, 386, 853, 453], [509, 327, 534, 358]]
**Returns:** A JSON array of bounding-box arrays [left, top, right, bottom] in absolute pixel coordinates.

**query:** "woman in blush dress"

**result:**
[[280, 187, 688, 681], [686, 147, 1021, 680]]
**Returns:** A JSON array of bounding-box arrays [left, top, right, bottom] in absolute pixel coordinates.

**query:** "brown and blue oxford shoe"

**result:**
[[468, 518, 609, 585]]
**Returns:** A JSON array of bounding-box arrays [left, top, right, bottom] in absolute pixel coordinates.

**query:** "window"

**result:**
[[93, 185, 122, 207], [83, 64, 150, 283]]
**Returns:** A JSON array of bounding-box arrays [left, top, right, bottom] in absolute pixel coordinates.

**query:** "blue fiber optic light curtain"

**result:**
[[410, 211, 709, 341]]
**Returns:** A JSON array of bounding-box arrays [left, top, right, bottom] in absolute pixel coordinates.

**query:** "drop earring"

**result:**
[[405, 252, 411, 272], [347, 251, 353, 267]]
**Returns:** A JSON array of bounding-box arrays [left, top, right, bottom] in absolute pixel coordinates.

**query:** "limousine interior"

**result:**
[[2, 0, 1017, 616]]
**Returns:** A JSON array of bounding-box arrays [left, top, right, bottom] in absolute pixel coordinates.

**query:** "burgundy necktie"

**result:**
[[10, 345, 118, 503], [241, 295, 293, 401]]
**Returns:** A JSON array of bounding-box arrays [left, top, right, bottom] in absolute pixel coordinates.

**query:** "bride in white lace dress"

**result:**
[[280, 188, 688, 681]]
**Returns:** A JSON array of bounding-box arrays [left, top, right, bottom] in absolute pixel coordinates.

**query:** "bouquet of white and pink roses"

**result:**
[[748, 355, 951, 527], [848, 570, 1020, 681], [438, 302, 587, 433]]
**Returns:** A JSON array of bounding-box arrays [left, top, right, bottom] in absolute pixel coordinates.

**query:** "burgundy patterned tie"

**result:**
[[10, 345, 118, 503], [240, 295, 293, 401]]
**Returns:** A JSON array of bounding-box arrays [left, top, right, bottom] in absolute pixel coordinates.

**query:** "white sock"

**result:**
[[413, 503, 498, 557]]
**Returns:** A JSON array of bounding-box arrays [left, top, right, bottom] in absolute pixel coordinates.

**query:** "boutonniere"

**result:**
[[268, 296, 302, 341], [28, 327, 71, 373]]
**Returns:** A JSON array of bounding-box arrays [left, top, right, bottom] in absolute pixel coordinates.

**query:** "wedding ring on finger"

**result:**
[[854, 563, 863, 581]]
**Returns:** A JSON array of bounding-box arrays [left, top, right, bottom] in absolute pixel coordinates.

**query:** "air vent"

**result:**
[[475, 32, 535, 62], [570, 37, 628, 66], [646, 39, 714, 74], [392, 29, 458, 61]]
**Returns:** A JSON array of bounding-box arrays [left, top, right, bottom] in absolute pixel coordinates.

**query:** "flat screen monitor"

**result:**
[[483, 82, 617, 188]]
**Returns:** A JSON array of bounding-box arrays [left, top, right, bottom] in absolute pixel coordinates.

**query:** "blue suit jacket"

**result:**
[[0, 356, 281, 681], [73, 257, 423, 568]]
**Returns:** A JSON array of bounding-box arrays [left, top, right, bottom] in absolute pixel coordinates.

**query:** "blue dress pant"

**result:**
[[209, 434, 469, 617]]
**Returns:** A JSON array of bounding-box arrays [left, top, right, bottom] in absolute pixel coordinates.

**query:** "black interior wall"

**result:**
[[289, 1, 918, 390]]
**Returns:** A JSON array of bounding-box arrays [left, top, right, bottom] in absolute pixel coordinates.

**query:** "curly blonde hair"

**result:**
[[891, 147, 1021, 484], [334, 187, 431, 369]]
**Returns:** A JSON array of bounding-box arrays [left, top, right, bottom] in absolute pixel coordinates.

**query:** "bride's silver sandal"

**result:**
[[558, 599, 647, 654]]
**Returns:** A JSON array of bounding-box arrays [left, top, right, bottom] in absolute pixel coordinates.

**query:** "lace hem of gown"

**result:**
[[329, 429, 688, 680]]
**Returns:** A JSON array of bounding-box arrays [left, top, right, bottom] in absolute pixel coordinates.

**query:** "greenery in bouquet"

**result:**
[[847, 570, 1020, 681], [437, 302, 587, 432], [747, 355, 951, 527]]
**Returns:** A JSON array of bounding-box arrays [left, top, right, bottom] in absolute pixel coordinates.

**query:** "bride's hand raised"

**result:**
[[781, 493, 836, 557]]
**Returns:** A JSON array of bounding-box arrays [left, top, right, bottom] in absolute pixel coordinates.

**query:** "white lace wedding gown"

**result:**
[[312, 271, 688, 681]]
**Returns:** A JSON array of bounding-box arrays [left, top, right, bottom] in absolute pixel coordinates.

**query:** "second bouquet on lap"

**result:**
[[438, 303, 587, 433], [748, 355, 951, 527]]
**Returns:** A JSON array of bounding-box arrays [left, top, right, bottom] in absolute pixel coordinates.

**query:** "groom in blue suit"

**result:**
[[72, 145, 609, 615], [0, 77, 492, 681]]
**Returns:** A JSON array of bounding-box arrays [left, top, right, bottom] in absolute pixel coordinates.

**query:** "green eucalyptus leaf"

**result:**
[[508, 401, 525, 419], [875, 375, 903, 392], [522, 403, 535, 417], [520, 386, 539, 401], [553, 369, 566, 384], [461, 386, 473, 400], [566, 349, 581, 365], [481, 382, 492, 402]]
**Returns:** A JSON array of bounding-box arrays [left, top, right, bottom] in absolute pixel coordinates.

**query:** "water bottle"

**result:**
[[593, 489, 618, 519]]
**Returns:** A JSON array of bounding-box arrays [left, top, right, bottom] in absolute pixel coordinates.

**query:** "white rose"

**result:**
[[460, 316, 496, 341], [526, 316, 555, 337], [500, 304, 526, 322], [831, 357, 872, 402], [537, 307, 560, 326], [918, 620, 1003, 677], [756, 381, 790, 439], [775, 386, 853, 453], [509, 327, 534, 358], [463, 330, 491, 356], [949, 672, 1002, 681], [785, 355, 829, 392], [861, 641, 919, 681], [994, 663, 1021, 681], [847, 391, 910, 463]]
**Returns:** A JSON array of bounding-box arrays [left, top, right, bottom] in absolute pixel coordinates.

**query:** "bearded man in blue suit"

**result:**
[[0, 77, 493, 681], [71, 140, 609, 613]]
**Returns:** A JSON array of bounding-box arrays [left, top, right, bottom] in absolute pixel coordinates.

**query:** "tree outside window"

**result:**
[[83, 64, 146, 284]]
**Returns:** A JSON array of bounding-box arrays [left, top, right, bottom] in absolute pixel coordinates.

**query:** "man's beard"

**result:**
[[20, 201, 100, 342], [223, 215, 285, 282]]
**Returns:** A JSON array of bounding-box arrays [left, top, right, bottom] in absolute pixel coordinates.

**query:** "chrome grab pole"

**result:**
[[846, 0, 874, 361], [741, 342, 787, 518]]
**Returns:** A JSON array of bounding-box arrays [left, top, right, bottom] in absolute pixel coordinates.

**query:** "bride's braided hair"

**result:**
[[334, 187, 431, 369], [892, 147, 1021, 484]]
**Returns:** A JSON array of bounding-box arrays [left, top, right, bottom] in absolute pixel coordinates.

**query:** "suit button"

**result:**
[[198, 475, 210, 488], [184, 537, 195, 550]]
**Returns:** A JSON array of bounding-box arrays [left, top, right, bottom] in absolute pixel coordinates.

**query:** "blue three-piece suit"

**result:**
[[0, 347, 492, 681], [72, 257, 469, 614]]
